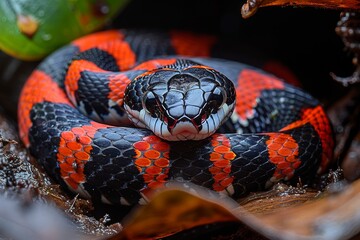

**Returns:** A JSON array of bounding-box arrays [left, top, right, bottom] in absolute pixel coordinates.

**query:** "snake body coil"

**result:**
[[18, 29, 334, 205]]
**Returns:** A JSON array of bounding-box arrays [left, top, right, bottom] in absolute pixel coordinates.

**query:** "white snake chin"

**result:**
[[125, 102, 235, 141]]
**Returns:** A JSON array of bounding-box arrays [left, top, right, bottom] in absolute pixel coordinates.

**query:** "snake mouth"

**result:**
[[153, 116, 201, 141], [169, 124, 199, 141], [168, 119, 199, 135], [158, 101, 235, 141]]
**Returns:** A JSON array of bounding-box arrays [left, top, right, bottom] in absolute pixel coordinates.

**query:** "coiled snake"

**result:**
[[18, 29, 334, 205]]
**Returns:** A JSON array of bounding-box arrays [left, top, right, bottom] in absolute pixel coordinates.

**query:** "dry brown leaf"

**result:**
[[241, 0, 360, 18], [108, 188, 240, 240]]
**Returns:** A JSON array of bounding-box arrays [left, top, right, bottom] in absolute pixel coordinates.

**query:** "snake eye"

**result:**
[[143, 91, 158, 116], [209, 87, 226, 111]]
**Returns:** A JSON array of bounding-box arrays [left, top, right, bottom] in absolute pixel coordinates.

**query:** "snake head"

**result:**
[[124, 59, 236, 141]]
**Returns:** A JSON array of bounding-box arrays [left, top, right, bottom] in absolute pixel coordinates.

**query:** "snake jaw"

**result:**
[[169, 121, 198, 135]]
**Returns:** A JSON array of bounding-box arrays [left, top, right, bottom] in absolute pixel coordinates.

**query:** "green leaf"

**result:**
[[0, 0, 130, 60]]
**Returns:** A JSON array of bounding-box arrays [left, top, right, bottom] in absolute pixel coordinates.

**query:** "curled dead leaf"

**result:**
[[241, 0, 360, 18], [109, 186, 240, 240]]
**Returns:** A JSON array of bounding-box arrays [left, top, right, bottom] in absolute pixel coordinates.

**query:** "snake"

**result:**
[[18, 29, 334, 205]]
